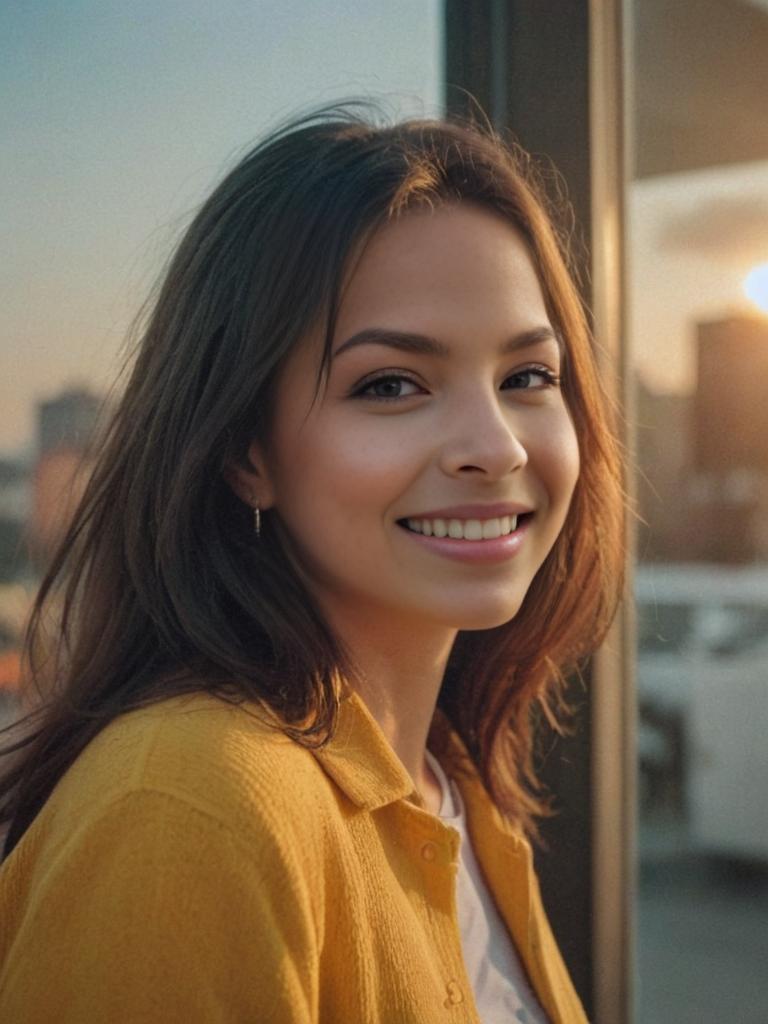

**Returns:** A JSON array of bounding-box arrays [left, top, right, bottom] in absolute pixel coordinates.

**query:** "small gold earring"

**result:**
[[253, 500, 261, 538]]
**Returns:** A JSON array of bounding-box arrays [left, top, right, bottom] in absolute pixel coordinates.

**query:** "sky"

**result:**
[[2, 1, 768, 456], [0, 0, 442, 455]]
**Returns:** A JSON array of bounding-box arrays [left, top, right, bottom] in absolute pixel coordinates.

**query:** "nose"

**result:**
[[438, 392, 528, 480]]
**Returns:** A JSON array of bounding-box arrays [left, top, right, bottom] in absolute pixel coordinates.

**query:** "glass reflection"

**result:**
[[631, 2, 768, 1020]]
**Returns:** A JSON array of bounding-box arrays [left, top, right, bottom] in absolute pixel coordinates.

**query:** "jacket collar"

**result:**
[[311, 689, 500, 819], [312, 690, 417, 810], [311, 691, 571, 1024]]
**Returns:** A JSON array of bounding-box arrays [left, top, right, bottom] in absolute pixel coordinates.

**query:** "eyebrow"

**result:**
[[332, 325, 562, 360]]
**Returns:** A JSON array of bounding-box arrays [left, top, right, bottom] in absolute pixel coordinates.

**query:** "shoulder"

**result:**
[[0, 694, 325, 1021], [42, 691, 334, 851]]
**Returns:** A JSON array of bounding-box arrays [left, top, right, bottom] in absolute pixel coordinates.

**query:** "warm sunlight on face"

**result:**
[[743, 263, 768, 314], [246, 204, 580, 641]]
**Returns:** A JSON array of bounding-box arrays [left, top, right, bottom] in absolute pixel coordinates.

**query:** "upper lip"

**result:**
[[400, 503, 534, 520]]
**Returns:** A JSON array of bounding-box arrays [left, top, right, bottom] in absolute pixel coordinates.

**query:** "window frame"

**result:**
[[445, 3, 635, 1020]]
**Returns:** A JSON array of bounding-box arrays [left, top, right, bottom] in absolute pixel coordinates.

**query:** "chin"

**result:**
[[434, 597, 527, 633], [455, 611, 523, 632]]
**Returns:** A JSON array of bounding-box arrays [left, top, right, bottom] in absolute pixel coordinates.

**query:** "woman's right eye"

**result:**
[[353, 375, 424, 401]]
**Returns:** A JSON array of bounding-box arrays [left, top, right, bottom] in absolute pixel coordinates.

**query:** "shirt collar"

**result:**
[[311, 689, 525, 853], [312, 690, 416, 810]]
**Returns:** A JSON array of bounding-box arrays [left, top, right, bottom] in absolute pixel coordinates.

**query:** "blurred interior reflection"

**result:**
[[631, 2, 768, 1021]]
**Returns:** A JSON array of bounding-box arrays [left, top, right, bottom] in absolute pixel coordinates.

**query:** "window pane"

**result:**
[[630, 3, 768, 1021]]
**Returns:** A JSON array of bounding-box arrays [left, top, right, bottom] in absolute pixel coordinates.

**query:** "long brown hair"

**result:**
[[0, 102, 623, 857]]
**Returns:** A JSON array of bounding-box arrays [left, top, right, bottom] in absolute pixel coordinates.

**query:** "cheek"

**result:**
[[273, 421, 416, 529], [539, 413, 581, 506]]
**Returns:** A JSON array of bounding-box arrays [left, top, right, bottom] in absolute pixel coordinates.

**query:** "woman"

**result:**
[[0, 105, 623, 1022]]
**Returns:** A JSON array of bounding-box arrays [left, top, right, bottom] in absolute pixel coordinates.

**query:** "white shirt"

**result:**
[[426, 750, 550, 1024]]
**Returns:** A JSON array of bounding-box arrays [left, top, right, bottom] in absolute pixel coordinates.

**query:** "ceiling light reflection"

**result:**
[[743, 263, 768, 314]]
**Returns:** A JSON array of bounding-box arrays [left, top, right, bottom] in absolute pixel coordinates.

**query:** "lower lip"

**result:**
[[397, 517, 532, 564]]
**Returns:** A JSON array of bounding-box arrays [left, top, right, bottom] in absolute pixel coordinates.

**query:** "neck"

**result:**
[[329, 606, 457, 800]]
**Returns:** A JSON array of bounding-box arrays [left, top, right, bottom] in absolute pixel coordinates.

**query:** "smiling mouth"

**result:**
[[398, 513, 532, 541]]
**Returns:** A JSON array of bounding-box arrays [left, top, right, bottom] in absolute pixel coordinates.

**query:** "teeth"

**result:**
[[482, 518, 501, 539], [404, 514, 520, 540], [464, 519, 483, 540], [448, 519, 464, 539]]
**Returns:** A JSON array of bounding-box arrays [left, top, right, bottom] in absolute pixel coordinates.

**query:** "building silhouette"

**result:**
[[38, 387, 101, 456], [636, 314, 768, 564], [691, 315, 768, 562], [30, 386, 103, 563]]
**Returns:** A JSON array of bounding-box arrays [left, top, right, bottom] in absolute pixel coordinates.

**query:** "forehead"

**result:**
[[333, 202, 551, 343]]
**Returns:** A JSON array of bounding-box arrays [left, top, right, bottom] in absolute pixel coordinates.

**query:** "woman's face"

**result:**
[[241, 202, 580, 638]]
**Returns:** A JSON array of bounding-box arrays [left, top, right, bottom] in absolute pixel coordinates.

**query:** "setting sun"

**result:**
[[743, 263, 768, 314]]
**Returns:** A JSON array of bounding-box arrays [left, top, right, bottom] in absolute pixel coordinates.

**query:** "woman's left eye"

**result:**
[[353, 375, 424, 401], [503, 366, 560, 391]]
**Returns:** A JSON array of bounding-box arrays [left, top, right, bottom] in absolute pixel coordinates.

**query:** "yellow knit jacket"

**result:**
[[0, 691, 588, 1023]]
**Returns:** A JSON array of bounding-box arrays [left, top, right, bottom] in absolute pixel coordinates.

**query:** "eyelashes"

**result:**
[[352, 374, 425, 401], [350, 365, 561, 402], [502, 367, 561, 391]]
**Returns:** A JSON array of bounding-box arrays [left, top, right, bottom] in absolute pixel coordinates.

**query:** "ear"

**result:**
[[223, 440, 276, 511]]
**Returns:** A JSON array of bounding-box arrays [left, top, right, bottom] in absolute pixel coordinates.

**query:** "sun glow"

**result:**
[[743, 263, 768, 314]]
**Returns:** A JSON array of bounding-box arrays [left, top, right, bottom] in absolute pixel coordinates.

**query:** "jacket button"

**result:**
[[443, 980, 464, 1006], [421, 841, 438, 861]]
